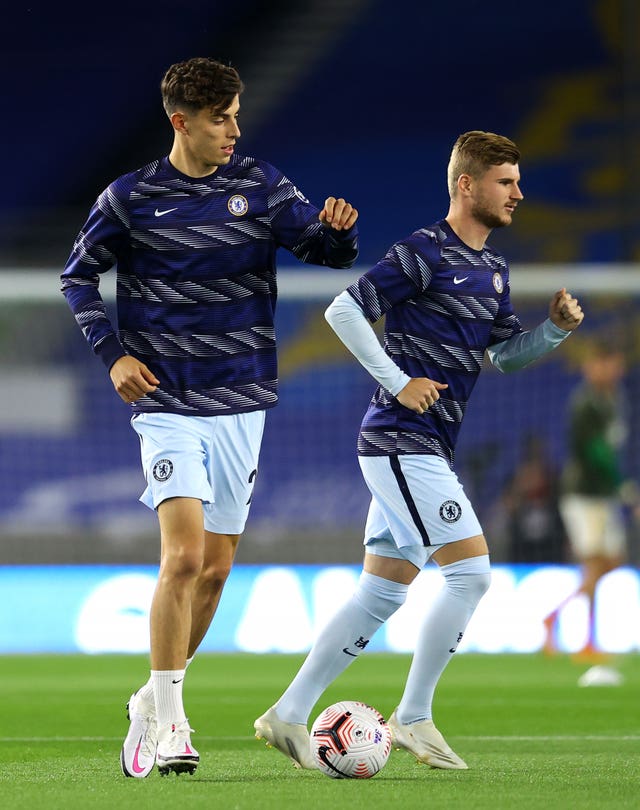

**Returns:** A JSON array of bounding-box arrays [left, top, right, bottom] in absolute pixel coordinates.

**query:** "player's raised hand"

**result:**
[[319, 197, 358, 231], [109, 355, 160, 404], [397, 377, 449, 414], [549, 288, 584, 331]]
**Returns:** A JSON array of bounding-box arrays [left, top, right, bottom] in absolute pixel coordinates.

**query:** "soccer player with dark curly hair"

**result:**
[[61, 56, 358, 778]]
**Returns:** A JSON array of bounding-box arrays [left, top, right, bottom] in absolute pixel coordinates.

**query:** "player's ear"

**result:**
[[170, 111, 189, 135], [457, 174, 472, 196]]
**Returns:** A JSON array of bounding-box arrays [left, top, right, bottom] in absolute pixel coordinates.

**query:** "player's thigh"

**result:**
[[157, 497, 206, 572], [158, 496, 206, 542], [202, 531, 241, 577], [431, 534, 488, 565]]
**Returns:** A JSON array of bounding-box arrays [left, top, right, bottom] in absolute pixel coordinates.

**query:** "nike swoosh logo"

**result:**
[[132, 736, 146, 774], [453, 276, 469, 284], [154, 207, 178, 217], [285, 736, 301, 762], [172, 678, 183, 684], [342, 647, 357, 657]]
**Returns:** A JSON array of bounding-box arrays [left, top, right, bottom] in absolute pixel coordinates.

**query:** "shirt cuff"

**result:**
[[95, 333, 127, 371]]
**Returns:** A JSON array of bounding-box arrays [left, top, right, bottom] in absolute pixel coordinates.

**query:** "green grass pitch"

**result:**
[[1, 652, 638, 809]]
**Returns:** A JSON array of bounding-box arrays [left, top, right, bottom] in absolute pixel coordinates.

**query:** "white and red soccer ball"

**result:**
[[310, 700, 392, 779]]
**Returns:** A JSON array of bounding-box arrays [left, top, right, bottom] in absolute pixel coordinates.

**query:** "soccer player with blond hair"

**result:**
[[256, 130, 583, 770]]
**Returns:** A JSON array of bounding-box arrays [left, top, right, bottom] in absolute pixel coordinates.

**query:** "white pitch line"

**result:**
[[1, 735, 639, 743], [456, 735, 640, 742]]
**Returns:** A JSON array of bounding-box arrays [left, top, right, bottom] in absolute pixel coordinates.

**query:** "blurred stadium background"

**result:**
[[1, 0, 640, 653]]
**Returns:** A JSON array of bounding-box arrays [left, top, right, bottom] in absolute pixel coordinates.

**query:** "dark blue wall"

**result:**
[[4, 0, 637, 264]]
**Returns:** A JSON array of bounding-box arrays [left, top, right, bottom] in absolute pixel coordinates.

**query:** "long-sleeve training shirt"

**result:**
[[62, 153, 358, 416], [326, 219, 569, 467]]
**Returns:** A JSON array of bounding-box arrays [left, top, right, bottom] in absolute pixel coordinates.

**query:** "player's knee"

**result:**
[[441, 555, 491, 608], [355, 571, 409, 622], [199, 560, 233, 592], [160, 545, 204, 581], [465, 571, 492, 603]]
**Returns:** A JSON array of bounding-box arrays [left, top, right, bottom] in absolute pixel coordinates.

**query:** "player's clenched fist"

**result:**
[[319, 197, 358, 231], [397, 377, 449, 415], [549, 288, 584, 331], [109, 355, 160, 404]]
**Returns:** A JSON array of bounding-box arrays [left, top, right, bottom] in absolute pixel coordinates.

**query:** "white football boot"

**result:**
[[387, 709, 468, 769], [156, 719, 199, 776], [120, 690, 157, 778], [254, 706, 317, 769]]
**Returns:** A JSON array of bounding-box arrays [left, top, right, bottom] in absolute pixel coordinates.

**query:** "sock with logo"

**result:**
[[275, 571, 408, 724], [396, 555, 491, 724], [138, 656, 194, 707], [152, 669, 187, 727]]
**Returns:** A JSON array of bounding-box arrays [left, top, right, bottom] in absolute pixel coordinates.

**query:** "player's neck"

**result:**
[[444, 213, 491, 252], [168, 144, 219, 179]]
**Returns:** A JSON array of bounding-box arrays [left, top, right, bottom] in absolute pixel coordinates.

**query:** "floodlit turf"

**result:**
[[1, 652, 638, 809]]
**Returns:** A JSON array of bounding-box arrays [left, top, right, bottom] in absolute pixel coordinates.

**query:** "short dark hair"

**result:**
[[161, 57, 244, 116], [447, 130, 520, 197]]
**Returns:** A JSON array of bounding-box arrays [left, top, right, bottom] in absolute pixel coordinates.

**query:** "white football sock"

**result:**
[[138, 655, 194, 706], [396, 555, 491, 725], [152, 669, 187, 727], [137, 678, 155, 705], [275, 571, 408, 724]]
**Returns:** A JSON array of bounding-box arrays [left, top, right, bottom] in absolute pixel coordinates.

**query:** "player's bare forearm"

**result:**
[[109, 355, 160, 404], [396, 377, 448, 414], [549, 288, 584, 331], [318, 197, 359, 231]]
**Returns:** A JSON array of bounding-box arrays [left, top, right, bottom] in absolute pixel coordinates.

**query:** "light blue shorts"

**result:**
[[131, 410, 266, 534], [358, 454, 483, 569]]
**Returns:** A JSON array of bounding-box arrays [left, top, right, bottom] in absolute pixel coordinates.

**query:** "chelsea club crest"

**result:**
[[227, 194, 248, 216], [492, 272, 504, 293], [153, 459, 174, 482], [439, 500, 462, 523]]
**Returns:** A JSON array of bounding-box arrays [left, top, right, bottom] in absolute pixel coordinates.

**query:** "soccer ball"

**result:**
[[310, 700, 392, 779]]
